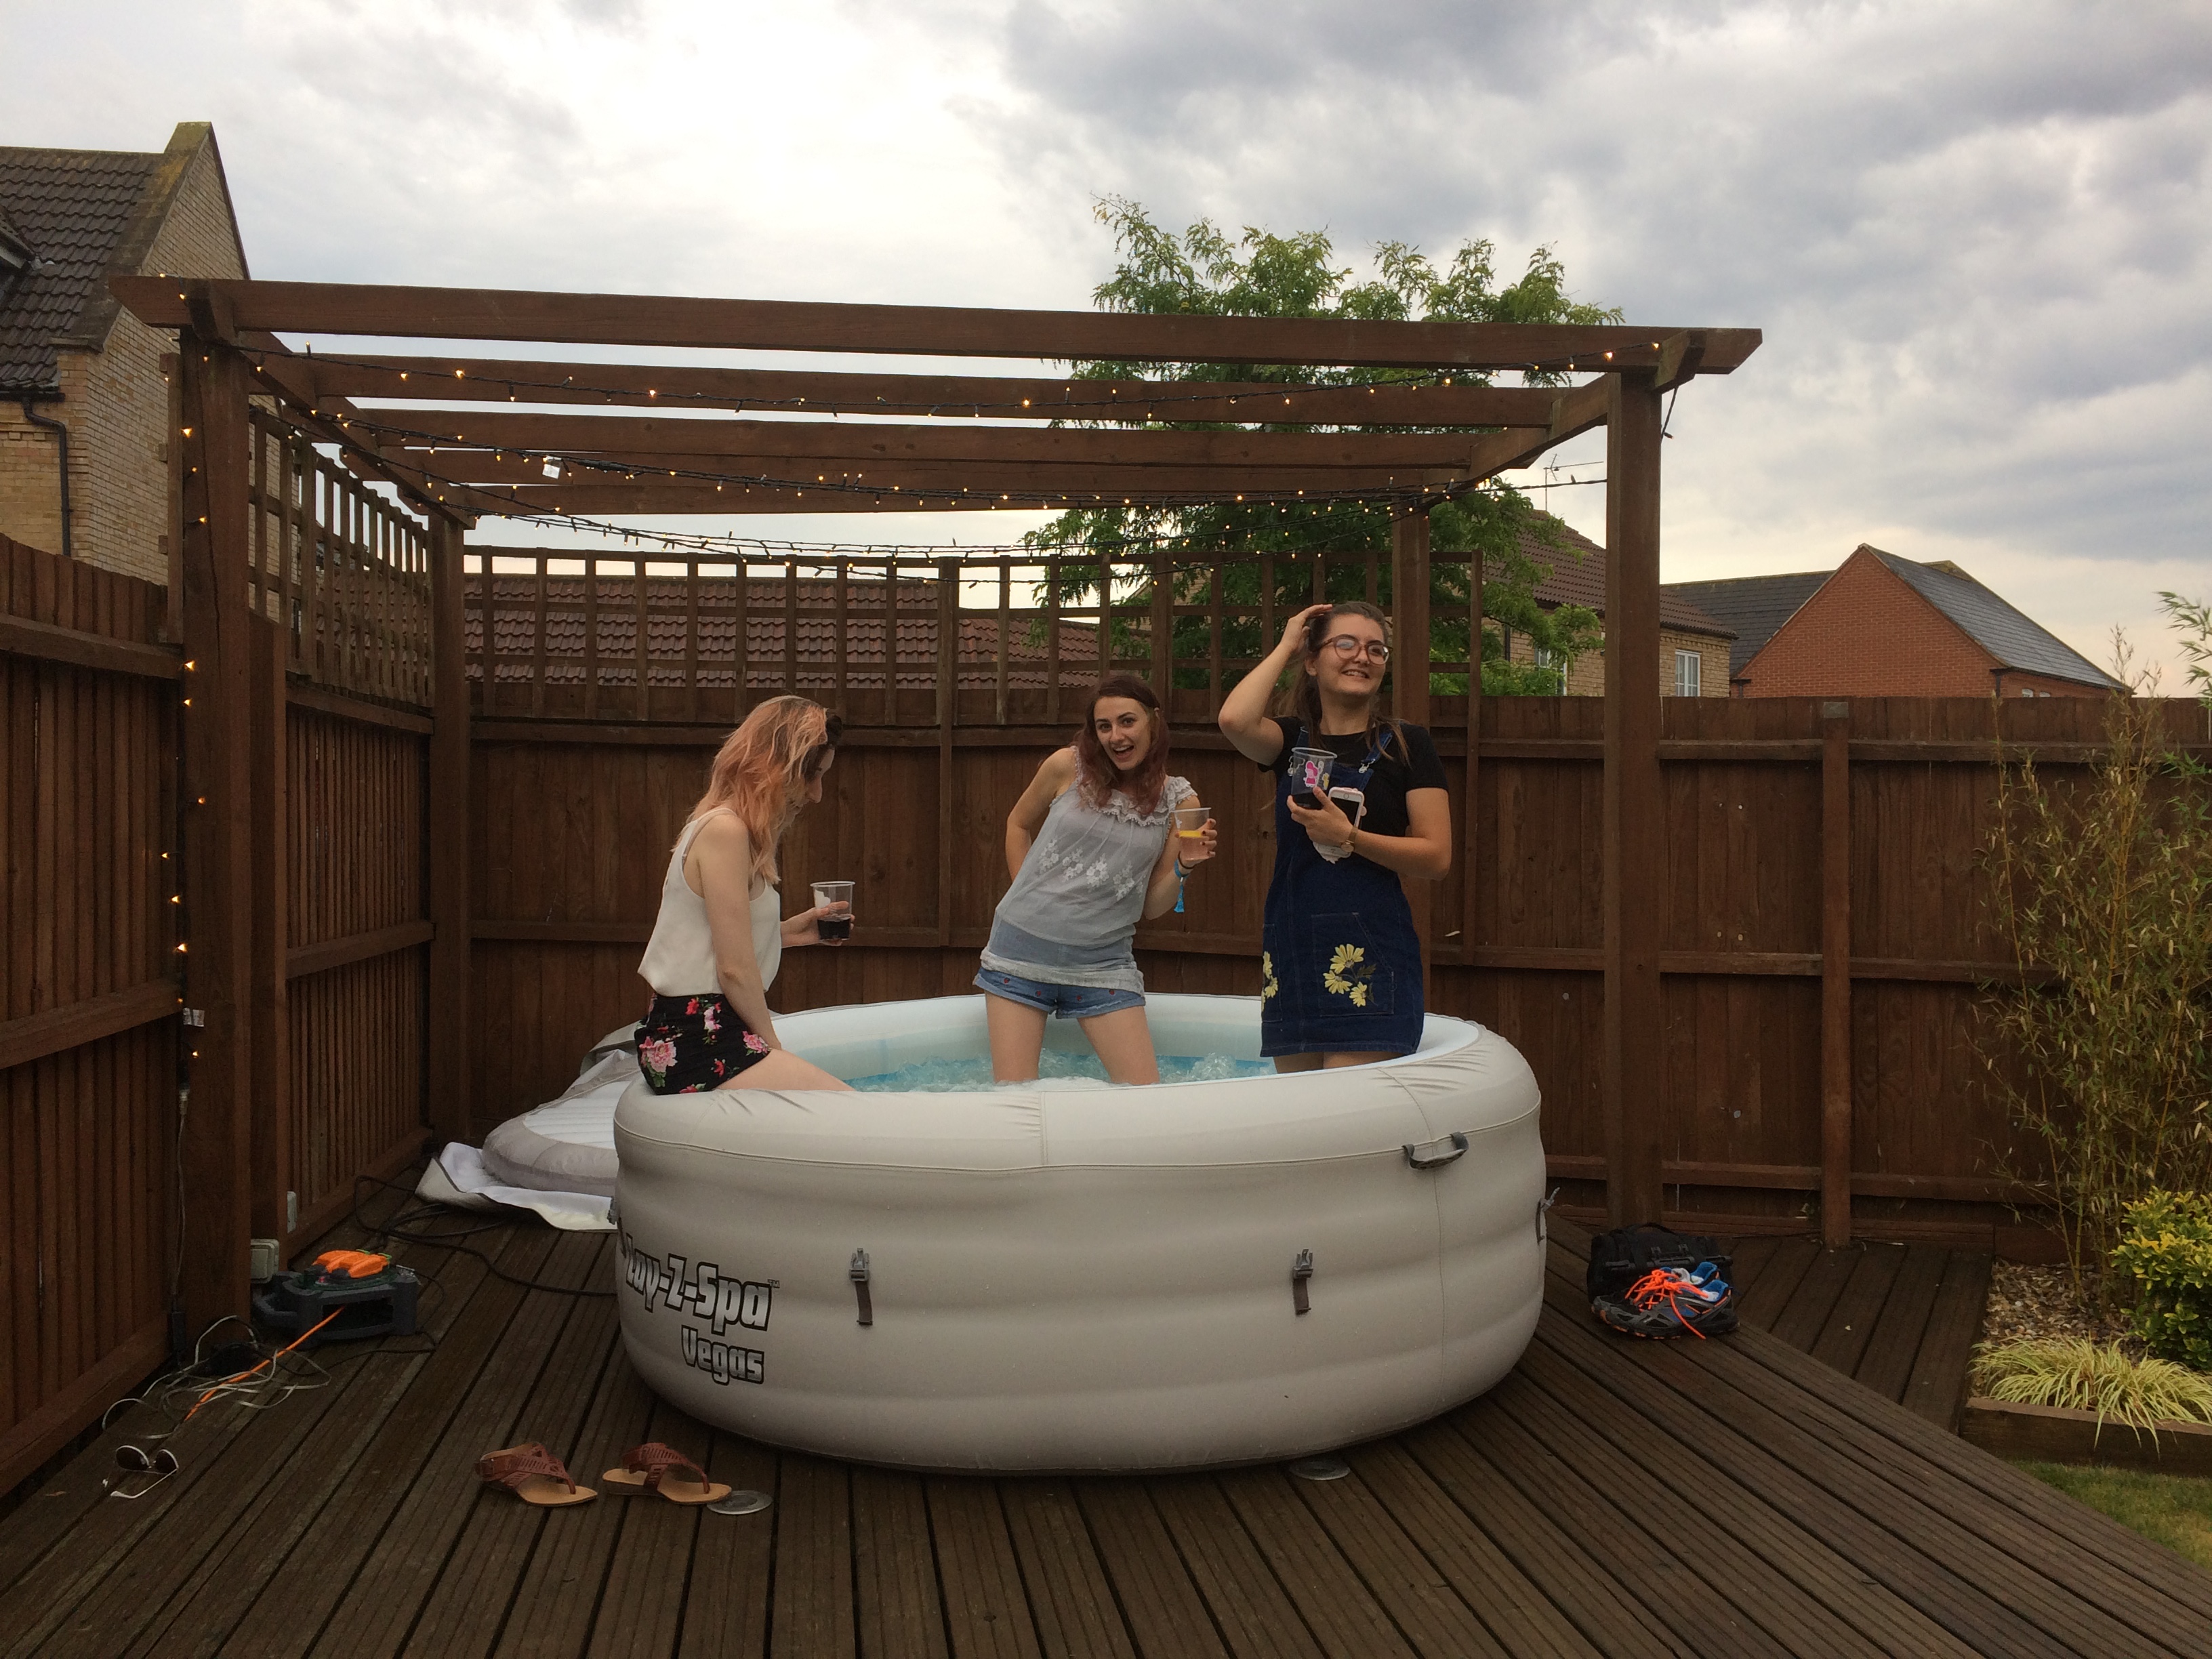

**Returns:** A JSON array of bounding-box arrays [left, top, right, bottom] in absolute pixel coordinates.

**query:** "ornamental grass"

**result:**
[[1973, 1338, 2212, 1439]]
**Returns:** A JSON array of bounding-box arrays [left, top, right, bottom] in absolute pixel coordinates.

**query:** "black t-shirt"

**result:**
[[1261, 717, 1447, 840]]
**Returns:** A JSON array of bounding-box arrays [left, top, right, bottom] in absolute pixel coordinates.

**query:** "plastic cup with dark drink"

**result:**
[[811, 880, 854, 944], [1288, 747, 1335, 808]]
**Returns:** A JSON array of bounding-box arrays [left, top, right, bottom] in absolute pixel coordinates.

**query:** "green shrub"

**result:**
[[2112, 1191, 2212, 1372], [1972, 1337, 2212, 1436], [1980, 596, 2212, 1287]]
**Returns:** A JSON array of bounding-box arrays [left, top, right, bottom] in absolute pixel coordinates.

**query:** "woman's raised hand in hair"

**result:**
[[1275, 602, 1332, 660]]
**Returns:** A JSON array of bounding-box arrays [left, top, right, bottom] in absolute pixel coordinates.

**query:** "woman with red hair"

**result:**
[[977, 674, 1218, 1084], [634, 695, 852, 1092]]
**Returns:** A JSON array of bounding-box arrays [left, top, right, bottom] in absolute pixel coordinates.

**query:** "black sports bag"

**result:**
[[1584, 1225, 1734, 1301]]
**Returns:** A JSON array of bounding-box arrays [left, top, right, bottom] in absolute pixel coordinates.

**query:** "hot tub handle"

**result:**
[[851, 1249, 873, 1326], [1291, 1249, 1314, 1315], [1404, 1131, 1468, 1170]]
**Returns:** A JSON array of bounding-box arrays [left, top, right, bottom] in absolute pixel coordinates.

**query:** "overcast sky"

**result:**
[[12, 0, 2209, 680]]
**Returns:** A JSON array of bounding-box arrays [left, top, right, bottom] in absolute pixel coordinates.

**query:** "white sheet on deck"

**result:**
[[415, 1139, 616, 1231]]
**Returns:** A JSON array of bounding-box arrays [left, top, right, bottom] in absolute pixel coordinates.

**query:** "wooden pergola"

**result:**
[[117, 275, 1760, 1329]]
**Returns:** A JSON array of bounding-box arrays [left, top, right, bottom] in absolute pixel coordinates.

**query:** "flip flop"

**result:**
[[475, 1442, 596, 1506], [600, 1442, 731, 1504]]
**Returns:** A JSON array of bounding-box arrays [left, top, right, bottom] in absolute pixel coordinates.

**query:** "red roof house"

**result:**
[[1677, 544, 2121, 698]]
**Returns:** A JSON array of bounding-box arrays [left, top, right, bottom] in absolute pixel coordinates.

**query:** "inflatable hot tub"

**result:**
[[613, 992, 1547, 1472]]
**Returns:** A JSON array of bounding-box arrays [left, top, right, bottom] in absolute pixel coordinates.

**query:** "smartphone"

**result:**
[[1319, 787, 1366, 861]]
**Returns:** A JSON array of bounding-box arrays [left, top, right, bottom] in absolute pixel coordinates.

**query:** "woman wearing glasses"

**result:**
[[1218, 600, 1452, 1069]]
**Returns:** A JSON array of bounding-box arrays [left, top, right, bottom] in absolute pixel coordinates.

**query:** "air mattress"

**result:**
[[613, 993, 1547, 1472]]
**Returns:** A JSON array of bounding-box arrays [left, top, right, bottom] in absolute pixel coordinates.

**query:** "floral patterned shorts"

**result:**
[[635, 993, 771, 1093]]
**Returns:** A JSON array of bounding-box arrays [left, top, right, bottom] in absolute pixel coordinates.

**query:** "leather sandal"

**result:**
[[475, 1442, 596, 1506], [600, 1442, 731, 1504]]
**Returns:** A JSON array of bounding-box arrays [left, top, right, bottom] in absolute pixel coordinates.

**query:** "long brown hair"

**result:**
[[687, 695, 843, 882], [1275, 600, 1410, 762], [1073, 674, 1170, 814]]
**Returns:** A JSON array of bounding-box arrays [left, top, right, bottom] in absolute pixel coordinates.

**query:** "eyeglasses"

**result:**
[[106, 1445, 179, 1498], [1324, 635, 1390, 664]]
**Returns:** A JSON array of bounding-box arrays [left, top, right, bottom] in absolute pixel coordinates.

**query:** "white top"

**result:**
[[638, 809, 782, 997]]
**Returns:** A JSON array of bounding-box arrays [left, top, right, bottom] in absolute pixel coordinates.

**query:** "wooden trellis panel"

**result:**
[[246, 407, 434, 710], [0, 535, 178, 1497]]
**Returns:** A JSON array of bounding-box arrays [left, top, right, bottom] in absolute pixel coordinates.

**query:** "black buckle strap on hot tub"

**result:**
[[851, 1250, 873, 1326], [1404, 1131, 1468, 1170], [1292, 1249, 1313, 1315]]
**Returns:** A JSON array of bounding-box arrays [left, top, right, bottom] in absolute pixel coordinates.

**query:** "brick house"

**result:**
[[1672, 544, 2121, 697], [1490, 516, 1734, 696], [0, 122, 247, 584]]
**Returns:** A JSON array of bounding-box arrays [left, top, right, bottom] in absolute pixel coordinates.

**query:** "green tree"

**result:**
[[1025, 198, 1614, 695]]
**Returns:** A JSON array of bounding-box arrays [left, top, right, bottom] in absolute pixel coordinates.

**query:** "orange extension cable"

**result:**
[[184, 1311, 341, 1420]]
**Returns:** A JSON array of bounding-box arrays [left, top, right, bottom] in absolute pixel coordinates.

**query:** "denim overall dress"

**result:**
[[1258, 731, 1425, 1057]]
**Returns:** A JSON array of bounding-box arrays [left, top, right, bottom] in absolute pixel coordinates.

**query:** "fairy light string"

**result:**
[[241, 342, 1639, 419]]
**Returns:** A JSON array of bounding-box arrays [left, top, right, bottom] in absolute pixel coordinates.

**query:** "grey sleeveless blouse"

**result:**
[[980, 775, 1194, 992]]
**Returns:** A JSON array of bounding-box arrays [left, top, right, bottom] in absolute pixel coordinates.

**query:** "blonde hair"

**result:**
[[686, 697, 841, 882]]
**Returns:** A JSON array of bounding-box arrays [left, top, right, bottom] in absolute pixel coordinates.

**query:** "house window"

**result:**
[[1674, 649, 1701, 697]]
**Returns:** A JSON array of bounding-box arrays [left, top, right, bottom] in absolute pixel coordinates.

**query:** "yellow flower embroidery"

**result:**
[[1261, 951, 1279, 1002], [1322, 943, 1375, 1008]]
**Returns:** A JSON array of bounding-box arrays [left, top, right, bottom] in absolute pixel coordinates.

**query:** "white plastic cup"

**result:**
[[1288, 747, 1335, 807], [1172, 804, 1212, 847], [811, 879, 855, 944]]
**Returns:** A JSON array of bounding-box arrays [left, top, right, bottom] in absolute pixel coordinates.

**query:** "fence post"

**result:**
[[1149, 549, 1172, 698], [1462, 540, 1484, 960], [428, 518, 472, 1143], [1821, 700, 1853, 1247], [176, 331, 256, 1334], [1390, 507, 1432, 724], [937, 558, 958, 946], [1603, 369, 1664, 1230], [1391, 507, 1435, 981], [247, 613, 291, 1248]]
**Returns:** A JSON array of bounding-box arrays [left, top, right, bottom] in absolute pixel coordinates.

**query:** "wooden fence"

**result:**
[[0, 437, 436, 1491], [0, 535, 180, 1495], [464, 542, 1469, 728], [462, 554, 2209, 1253]]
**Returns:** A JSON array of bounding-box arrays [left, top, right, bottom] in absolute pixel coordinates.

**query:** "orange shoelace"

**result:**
[[1621, 1267, 1719, 1340]]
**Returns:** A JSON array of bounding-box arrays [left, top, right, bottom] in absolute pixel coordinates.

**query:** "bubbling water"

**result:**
[[848, 1052, 1271, 1092]]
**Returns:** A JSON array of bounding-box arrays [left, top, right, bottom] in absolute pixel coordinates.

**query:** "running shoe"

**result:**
[[1592, 1262, 1738, 1339]]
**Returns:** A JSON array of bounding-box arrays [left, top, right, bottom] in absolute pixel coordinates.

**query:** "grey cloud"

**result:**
[[939, 0, 2212, 609]]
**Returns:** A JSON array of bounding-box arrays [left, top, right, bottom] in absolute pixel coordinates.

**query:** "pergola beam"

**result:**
[[114, 277, 1761, 374], [349, 410, 1500, 470], [298, 354, 1565, 428], [381, 479, 1455, 516], [1462, 380, 1614, 476], [392, 453, 1469, 496]]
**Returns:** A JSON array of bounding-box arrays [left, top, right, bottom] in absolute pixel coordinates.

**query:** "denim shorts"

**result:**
[[975, 968, 1145, 1020]]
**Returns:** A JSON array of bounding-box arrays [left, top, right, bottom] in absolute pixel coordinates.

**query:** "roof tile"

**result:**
[[1507, 518, 1734, 637], [1662, 571, 1832, 678], [1868, 547, 2122, 691], [0, 146, 163, 390]]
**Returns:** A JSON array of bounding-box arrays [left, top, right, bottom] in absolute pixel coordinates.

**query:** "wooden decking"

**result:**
[[3, 1193, 2203, 1659], [1725, 1233, 1994, 1431]]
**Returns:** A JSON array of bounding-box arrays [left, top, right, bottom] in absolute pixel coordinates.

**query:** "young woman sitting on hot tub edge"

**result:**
[[978, 673, 1218, 1085], [634, 695, 854, 1094], [1218, 600, 1452, 1070]]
